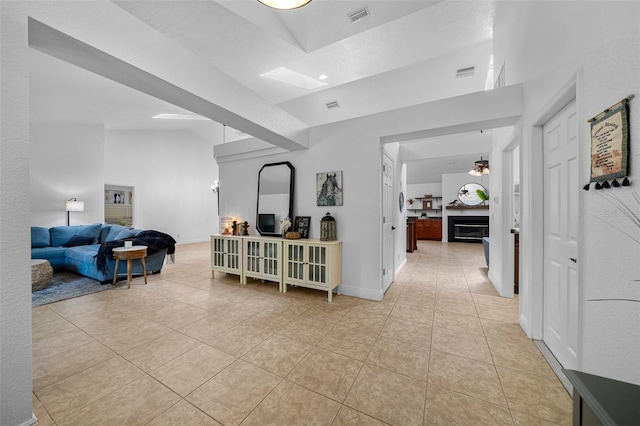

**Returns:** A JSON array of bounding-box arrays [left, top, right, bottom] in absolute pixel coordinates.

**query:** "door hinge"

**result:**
[[383, 164, 386, 172], [383, 268, 386, 275]]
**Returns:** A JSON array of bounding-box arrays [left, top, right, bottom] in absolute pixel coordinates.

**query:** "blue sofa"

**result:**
[[31, 223, 169, 283]]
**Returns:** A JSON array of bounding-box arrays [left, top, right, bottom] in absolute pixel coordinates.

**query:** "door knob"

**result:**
[[569, 258, 577, 263], [392, 226, 396, 230]]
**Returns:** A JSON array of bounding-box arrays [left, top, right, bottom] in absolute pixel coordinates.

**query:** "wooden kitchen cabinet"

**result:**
[[416, 219, 442, 241]]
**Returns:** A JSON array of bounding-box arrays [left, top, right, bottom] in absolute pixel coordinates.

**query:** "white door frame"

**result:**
[[521, 72, 583, 356], [499, 132, 521, 299], [381, 150, 395, 293]]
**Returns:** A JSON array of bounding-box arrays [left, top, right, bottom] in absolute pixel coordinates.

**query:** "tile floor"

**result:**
[[32, 240, 572, 425]]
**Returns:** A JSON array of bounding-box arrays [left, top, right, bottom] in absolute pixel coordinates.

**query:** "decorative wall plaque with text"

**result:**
[[584, 96, 632, 190]]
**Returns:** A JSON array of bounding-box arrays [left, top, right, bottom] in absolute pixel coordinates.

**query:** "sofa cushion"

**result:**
[[50, 223, 102, 246], [104, 225, 128, 242], [63, 235, 96, 247], [64, 244, 100, 263], [114, 228, 139, 240], [31, 227, 51, 248], [99, 225, 112, 243]]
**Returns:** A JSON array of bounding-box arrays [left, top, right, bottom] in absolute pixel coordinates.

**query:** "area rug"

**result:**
[[32, 271, 112, 307]]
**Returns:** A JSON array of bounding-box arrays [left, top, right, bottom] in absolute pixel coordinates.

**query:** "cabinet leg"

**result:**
[[328, 290, 332, 303]]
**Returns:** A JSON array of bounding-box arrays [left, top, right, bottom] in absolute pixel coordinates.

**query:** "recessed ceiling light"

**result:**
[[152, 113, 210, 120], [257, 0, 312, 10], [260, 66, 327, 90], [318, 74, 328, 80]]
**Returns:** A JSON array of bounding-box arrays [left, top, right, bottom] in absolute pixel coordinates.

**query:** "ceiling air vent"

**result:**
[[456, 66, 475, 78], [326, 101, 340, 109], [348, 7, 370, 24]]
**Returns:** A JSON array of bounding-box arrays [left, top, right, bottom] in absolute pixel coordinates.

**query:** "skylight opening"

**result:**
[[260, 67, 327, 90], [152, 113, 210, 120]]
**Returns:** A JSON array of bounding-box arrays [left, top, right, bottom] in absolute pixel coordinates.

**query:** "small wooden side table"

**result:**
[[112, 246, 148, 289]]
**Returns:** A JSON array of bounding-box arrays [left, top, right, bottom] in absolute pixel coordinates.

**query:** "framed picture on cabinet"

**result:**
[[294, 216, 311, 239]]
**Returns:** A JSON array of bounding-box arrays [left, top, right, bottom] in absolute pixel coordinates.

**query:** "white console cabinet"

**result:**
[[211, 235, 342, 301], [283, 240, 342, 302]]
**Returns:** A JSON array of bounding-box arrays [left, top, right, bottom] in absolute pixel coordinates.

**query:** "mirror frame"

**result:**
[[457, 183, 487, 206], [256, 161, 295, 237]]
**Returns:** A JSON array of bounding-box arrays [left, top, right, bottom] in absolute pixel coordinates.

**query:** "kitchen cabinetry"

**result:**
[[407, 218, 417, 253], [416, 219, 442, 241], [283, 240, 342, 302]]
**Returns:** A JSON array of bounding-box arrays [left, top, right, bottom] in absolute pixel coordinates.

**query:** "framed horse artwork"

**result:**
[[316, 171, 343, 206]]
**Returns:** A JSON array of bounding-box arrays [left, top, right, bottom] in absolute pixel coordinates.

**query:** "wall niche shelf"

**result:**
[[446, 205, 489, 210], [408, 195, 442, 211]]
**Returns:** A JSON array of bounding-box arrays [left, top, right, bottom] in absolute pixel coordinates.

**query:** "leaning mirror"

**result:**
[[256, 162, 295, 236], [458, 183, 487, 206]]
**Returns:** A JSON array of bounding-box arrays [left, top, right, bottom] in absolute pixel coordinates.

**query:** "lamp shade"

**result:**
[[65, 200, 84, 212], [257, 0, 312, 10]]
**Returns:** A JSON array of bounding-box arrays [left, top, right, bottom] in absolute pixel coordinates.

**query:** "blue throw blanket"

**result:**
[[95, 230, 176, 274]]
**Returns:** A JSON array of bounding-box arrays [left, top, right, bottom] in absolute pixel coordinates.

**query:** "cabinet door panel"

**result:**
[[261, 241, 280, 277], [227, 239, 241, 269], [286, 243, 305, 282], [308, 245, 327, 284], [246, 240, 261, 274]]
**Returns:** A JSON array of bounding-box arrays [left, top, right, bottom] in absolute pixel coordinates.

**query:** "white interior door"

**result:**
[[382, 152, 394, 292], [543, 99, 579, 369]]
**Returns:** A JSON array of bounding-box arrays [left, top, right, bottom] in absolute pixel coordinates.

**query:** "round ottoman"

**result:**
[[31, 259, 53, 292]]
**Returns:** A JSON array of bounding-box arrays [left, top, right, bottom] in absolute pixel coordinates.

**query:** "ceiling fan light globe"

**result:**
[[257, 0, 312, 10]]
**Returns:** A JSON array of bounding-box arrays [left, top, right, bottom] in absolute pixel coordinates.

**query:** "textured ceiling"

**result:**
[[29, 0, 497, 168]]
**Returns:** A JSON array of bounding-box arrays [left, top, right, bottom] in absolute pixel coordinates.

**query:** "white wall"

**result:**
[[493, 0, 640, 384], [30, 124, 105, 227], [441, 173, 490, 242], [1, 3, 35, 425], [105, 129, 219, 243], [220, 119, 384, 301]]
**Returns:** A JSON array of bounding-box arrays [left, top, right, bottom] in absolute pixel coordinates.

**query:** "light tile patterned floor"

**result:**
[[32, 241, 572, 425]]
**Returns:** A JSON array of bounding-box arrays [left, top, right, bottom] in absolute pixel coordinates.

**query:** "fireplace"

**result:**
[[448, 216, 489, 243]]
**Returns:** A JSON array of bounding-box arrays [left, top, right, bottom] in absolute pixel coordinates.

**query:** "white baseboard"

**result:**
[[338, 284, 383, 301], [18, 414, 37, 426], [488, 269, 503, 296], [534, 340, 573, 395], [394, 258, 407, 276], [175, 238, 210, 245]]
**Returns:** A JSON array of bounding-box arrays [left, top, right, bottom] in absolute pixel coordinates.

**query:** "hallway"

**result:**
[[31, 241, 572, 425]]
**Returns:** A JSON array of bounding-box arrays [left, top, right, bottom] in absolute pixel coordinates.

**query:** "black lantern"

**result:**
[[320, 212, 337, 241]]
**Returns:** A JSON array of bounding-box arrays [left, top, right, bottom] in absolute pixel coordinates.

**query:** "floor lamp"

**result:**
[[66, 198, 84, 226]]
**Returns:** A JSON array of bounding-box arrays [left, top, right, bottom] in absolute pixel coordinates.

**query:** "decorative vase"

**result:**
[[285, 231, 301, 240]]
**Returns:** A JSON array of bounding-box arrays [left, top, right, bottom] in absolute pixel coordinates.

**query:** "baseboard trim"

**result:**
[[534, 340, 573, 396], [394, 258, 407, 276], [338, 284, 383, 301], [18, 414, 37, 426]]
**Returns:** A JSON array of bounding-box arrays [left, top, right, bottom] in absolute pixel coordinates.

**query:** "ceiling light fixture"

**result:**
[[257, 0, 312, 10], [468, 157, 490, 176], [318, 74, 328, 80]]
